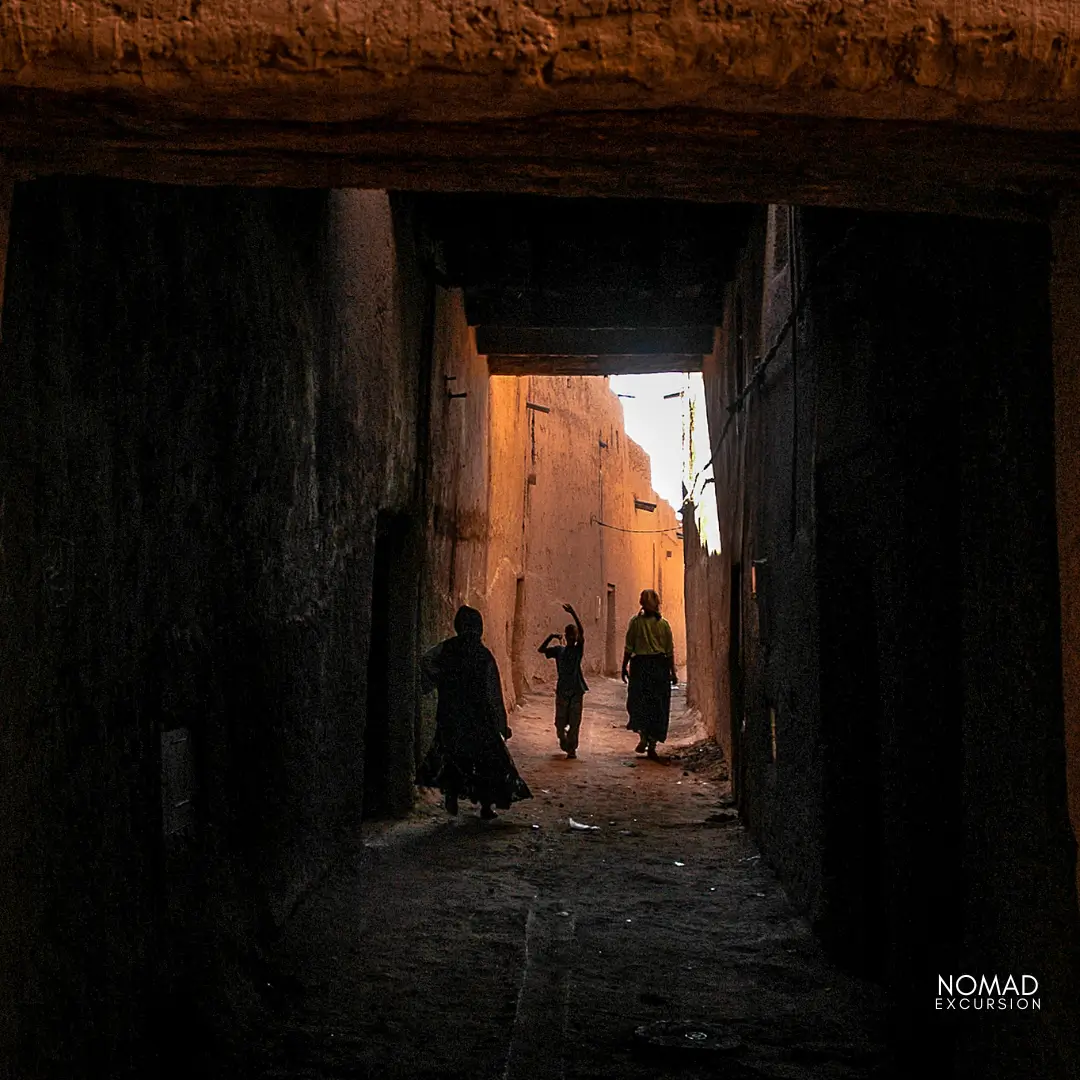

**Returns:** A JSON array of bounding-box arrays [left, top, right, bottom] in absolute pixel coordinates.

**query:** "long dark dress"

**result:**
[[625, 654, 672, 743], [417, 633, 532, 809]]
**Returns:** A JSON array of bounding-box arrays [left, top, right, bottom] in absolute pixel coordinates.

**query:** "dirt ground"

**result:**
[[219, 676, 893, 1079]]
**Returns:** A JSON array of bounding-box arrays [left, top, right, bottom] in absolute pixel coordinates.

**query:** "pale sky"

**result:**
[[608, 372, 691, 512]]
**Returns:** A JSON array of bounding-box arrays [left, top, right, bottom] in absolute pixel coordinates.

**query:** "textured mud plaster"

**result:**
[[413, 306, 529, 713], [682, 500, 730, 750], [484, 373, 530, 704], [694, 208, 824, 922], [703, 205, 1079, 1077], [417, 283, 493, 761], [2, 2, 1080, 130], [1051, 198, 1080, 909], [493, 374, 685, 698], [419, 338, 686, 712], [0, 180, 427, 1078], [422, 287, 491, 636]]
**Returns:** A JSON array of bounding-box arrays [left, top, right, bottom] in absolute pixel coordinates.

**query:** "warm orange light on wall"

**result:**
[[750, 558, 766, 599]]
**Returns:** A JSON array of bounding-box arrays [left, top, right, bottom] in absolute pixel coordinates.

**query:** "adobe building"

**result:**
[[3, 3, 1080, 1078], [685, 204, 1079, 1074], [488, 373, 685, 699], [421, 290, 685, 709], [0, 191, 679, 1078]]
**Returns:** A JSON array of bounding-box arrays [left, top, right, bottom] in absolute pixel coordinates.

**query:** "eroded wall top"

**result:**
[[3, 1, 1080, 130]]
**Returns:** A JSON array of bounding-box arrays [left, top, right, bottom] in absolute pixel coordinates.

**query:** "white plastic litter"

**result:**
[[569, 817, 600, 831], [674, 861, 686, 867]]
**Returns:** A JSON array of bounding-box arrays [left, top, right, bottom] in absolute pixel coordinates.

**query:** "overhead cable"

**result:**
[[684, 222, 859, 506], [590, 515, 681, 535]]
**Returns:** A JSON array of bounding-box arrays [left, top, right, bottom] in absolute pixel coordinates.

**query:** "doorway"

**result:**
[[728, 562, 744, 804], [511, 576, 527, 700], [605, 584, 618, 675], [363, 511, 419, 819]]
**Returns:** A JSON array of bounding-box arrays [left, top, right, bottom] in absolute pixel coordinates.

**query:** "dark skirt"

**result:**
[[418, 730, 532, 809], [625, 653, 672, 743]]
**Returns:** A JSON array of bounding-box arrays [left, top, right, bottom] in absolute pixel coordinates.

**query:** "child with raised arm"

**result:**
[[538, 603, 589, 759]]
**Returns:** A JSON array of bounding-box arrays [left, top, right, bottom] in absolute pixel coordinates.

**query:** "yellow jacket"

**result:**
[[625, 613, 673, 657]]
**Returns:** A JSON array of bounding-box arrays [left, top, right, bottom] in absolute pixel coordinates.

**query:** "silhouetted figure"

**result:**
[[538, 602, 589, 759], [621, 589, 677, 762], [418, 605, 532, 819]]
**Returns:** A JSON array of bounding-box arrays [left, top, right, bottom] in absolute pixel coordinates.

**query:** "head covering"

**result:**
[[454, 605, 484, 640], [640, 589, 661, 616]]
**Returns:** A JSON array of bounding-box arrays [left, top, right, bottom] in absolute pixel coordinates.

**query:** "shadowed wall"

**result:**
[[0, 181, 429, 1078], [691, 205, 1080, 1079]]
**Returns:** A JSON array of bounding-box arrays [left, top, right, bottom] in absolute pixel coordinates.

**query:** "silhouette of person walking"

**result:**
[[418, 605, 532, 819], [538, 602, 589, 759], [622, 589, 677, 762]]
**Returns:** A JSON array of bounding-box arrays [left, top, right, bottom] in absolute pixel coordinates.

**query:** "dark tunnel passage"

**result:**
[[0, 179, 1077, 1080]]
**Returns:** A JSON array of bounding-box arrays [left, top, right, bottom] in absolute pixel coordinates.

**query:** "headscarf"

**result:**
[[454, 605, 484, 640], [640, 589, 661, 618]]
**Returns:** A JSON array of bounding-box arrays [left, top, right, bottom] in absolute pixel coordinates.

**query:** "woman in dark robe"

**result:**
[[621, 589, 678, 761], [418, 605, 532, 819]]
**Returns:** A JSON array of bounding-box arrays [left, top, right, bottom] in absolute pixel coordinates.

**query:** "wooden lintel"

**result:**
[[486, 354, 704, 376], [476, 327, 714, 356]]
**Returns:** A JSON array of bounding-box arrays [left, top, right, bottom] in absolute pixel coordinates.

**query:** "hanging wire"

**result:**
[[590, 515, 681, 535], [684, 222, 859, 507]]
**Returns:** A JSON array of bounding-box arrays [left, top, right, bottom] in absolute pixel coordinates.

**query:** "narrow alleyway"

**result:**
[[221, 678, 891, 1080], [8, 13, 1080, 1073]]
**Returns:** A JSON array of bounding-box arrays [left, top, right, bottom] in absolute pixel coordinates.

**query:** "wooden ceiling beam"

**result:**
[[486, 354, 704, 376], [475, 326, 715, 356]]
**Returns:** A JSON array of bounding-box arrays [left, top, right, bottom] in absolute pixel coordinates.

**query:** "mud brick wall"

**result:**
[[0, 180, 427, 1078], [696, 205, 1080, 1076]]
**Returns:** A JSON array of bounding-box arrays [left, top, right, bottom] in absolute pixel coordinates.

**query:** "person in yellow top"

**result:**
[[621, 589, 678, 761]]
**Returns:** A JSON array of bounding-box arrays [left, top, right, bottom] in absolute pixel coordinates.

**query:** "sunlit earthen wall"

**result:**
[[496, 375, 685, 699], [422, 286, 492, 640], [416, 318, 687, 712], [2, 2, 1079, 130], [682, 506, 730, 751]]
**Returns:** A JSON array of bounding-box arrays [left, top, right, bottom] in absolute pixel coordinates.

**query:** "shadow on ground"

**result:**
[[203, 677, 891, 1079]]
